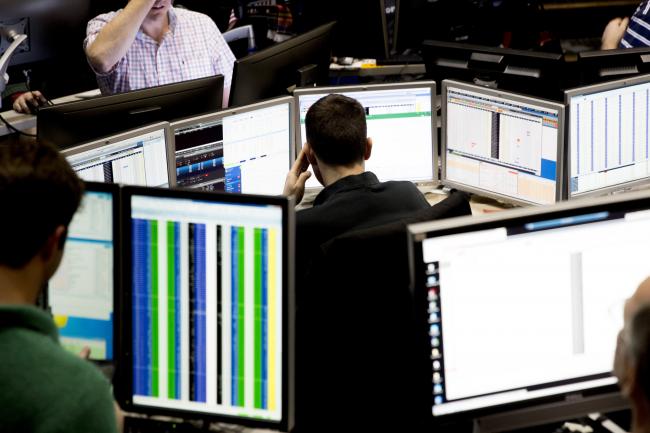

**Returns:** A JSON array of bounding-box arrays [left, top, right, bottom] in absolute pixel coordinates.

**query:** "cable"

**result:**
[[0, 112, 36, 137]]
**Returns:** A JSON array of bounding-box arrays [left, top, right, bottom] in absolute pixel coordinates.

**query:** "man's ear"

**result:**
[[364, 137, 373, 160], [304, 142, 318, 167], [41, 226, 67, 261]]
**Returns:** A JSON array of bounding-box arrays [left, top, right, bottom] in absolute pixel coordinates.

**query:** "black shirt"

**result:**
[[296, 171, 430, 280]]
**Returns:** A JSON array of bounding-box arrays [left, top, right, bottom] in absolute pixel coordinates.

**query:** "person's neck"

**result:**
[[141, 10, 170, 42], [320, 163, 365, 188], [0, 263, 43, 306]]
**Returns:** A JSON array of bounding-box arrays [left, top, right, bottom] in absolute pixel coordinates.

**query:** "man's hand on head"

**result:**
[[283, 148, 312, 205], [602, 17, 629, 50]]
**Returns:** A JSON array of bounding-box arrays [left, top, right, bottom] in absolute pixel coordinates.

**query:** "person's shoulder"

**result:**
[[379, 179, 424, 193], [0, 328, 115, 432], [376, 179, 429, 204]]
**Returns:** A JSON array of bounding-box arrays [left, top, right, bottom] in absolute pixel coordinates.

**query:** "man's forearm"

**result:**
[[86, 0, 156, 73]]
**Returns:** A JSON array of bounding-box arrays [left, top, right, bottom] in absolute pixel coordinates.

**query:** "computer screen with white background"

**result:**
[[48, 183, 117, 361], [63, 122, 174, 188], [442, 80, 564, 205], [295, 82, 437, 189], [409, 193, 650, 418], [172, 97, 294, 195], [566, 75, 650, 198]]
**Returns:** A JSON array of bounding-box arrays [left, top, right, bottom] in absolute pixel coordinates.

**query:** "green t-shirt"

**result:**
[[0, 305, 117, 433]]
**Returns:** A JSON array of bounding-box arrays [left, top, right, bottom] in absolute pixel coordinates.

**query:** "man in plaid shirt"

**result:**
[[85, 0, 235, 106]]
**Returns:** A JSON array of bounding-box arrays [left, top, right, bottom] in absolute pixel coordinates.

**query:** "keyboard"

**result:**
[[376, 52, 424, 66]]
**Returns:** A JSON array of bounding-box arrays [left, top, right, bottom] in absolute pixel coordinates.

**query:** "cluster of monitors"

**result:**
[[50, 154, 650, 429], [408, 188, 650, 422], [47, 182, 293, 430], [47, 81, 650, 428], [56, 74, 650, 209]]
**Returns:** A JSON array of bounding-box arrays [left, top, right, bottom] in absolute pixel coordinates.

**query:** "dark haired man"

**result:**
[[0, 142, 118, 432], [283, 94, 430, 272], [614, 277, 650, 433]]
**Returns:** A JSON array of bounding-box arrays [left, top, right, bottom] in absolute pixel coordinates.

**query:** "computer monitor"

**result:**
[[294, 0, 391, 60], [47, 182, 119, 362], [117, 186, 295, 431], [37, 76, 224, 149], [441, 80, 565, 206], [1, 0, 90, 66], [422, 40, 566, 101], [565, 74, 650, 199], [2, 0, 97, 96], [228, 22, 335, 107], [62, 122, 176, 188], [171, 96, 295, 195], [408, 191, 650, 428], [294, 81, 437, 189], [578, 47, 650, 85]]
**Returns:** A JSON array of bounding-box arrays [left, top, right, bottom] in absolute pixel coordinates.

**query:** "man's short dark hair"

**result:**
[[0, 141, 84, 268], [305, 94, 367, 166], [629, 304, 650, 402]]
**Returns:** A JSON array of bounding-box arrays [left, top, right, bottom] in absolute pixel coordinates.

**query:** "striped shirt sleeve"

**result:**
[[621, 1, 650, 48]]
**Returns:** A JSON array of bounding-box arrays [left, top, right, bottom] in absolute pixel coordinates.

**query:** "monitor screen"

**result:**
[[409, 192, 650, 418], [172, 97, 294, 195], [442, 80, 564, 205], [63, 123, 175, 188], [48, 183, 118, 361], [295, 82, 436, 189], [119, 187, 293, 430], [566, 75, 650, 199]]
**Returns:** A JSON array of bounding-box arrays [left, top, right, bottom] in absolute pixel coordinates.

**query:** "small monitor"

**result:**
[[171, 96, 295, 195], [422, 40, 566, 101], [118, 186, 295, 431], [229, 22, 335, 107], [408, 190, 650, 424], [62, 122, 176, 188], [578, 47, 650, 85], [48, 182, 119, 361], [37, 76, 224, 149], [441, 80, 565, 205], [565, 74, 650, 199], [294, 81, 437, 189]]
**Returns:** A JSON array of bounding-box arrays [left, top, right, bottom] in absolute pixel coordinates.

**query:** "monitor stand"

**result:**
[[471, 392, 628, 433]]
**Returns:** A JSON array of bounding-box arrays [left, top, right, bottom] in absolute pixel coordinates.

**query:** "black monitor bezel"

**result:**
[[407, 190, 650, 423], [421, 39, 565, 100], [228, 21, 335, 107], [578, 46, 650, 84], [117, 185, 295, 431], [37, 76, 224, 149]]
